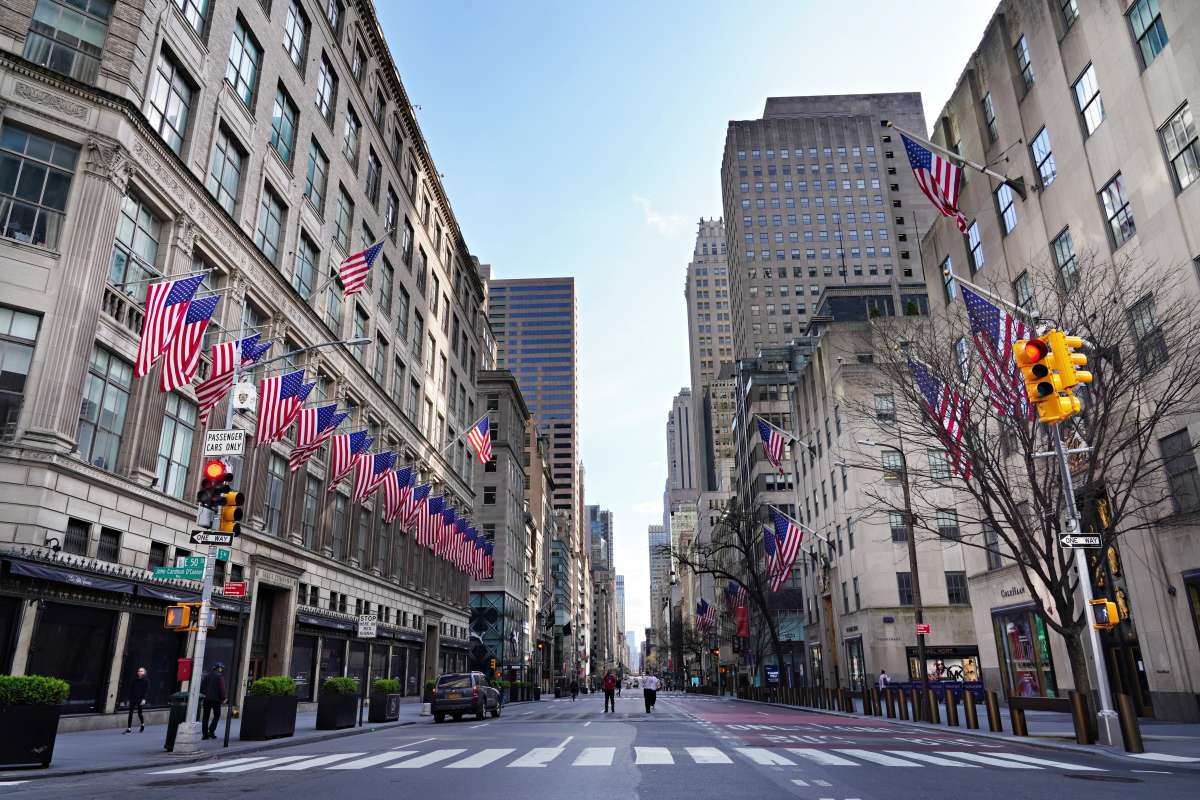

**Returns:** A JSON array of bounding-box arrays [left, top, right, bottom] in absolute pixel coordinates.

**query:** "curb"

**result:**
[[721, 696, 1199, 768], [0, 719, 420, 781]]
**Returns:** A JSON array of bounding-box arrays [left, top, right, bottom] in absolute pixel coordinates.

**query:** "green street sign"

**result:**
[[216, 547, 231, 562], [176, 556, 205, 569], [153, 567, 204, 580]]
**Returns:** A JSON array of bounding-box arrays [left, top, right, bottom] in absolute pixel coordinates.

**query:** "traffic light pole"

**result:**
[[1049, 423, 1119, 746]]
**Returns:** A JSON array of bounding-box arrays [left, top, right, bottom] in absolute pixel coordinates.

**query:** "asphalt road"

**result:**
[[2, 691, 1193, 800]]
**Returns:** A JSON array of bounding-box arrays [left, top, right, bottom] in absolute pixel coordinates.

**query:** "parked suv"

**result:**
[[432, 672, 501, 723]]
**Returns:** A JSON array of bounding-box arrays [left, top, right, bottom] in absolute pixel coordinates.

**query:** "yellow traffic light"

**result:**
[[1089, 598, 1119, 630], [1047, 330, 1092, 390], [1013, 334, 1078, 424], [218, 487, 244, 535], [165, 605, 192, 630]]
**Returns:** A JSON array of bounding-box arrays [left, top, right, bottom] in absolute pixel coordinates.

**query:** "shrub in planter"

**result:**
[[240, 676, 299, 741], [369, 679, 402, 723], [317, 677, 360, 730], [423, 679, 436, 703], [0, 675, 69, 769]]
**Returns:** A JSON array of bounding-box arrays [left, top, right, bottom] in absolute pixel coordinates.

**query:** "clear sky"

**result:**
[[378, 0, 997, 650]]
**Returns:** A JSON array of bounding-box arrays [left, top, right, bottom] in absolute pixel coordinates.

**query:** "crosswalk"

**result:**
[[146, 745, 1107, 774]]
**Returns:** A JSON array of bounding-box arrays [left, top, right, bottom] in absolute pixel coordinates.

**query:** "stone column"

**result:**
[[105, 611, 131, 714], [21, 138, 132, 451], [8, 598, 39, 676]]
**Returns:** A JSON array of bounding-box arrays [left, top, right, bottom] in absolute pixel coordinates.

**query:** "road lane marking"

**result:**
[[634, 747, 673, 764], [574, 747, 616, 766], [386, 749, 466, 768], [0, 782, 28, 786], [583, 721, 592, 727], [328, 752, 414, 769], [784, 748, 858, 766], [1132, 770, 1172, 774], [1128, 752, 1200, 763], [687, 747, 732, 764], [790, 779, 808, 787], [508, 747, 563, 768], [833, 749, 919, 767], [269, 753, 366, 770], [394, 737, 436, 749], [209, 755, 311, 772], [447, 748, 515, 768], [940, 751, 1042, 768], [557, 736, 575, 748], [884, 750, 978, 767], [736, 747, 795, 766], [149, 757, 268, 774], [986, 752, 1105, 771], [469, 724, 485, 728], [812, 780, 832, 787]]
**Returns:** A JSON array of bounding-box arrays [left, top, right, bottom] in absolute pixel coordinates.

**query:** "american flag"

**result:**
[[767, 507, 805, 592], [438, 506, 458, 559], [962, 286, 1033, 418], [453, 518, 469, 570], [289, 404, 346, 472], [901, 133, 968, 233], [195, 335, 268, 426], [725, 580, 748, 608], [353, 451, 396, 501], [484, 540, 494, 579], [756, 417, 787, 473], [327, 431, 373, 492], [419, 496, 445, 549], [402, 483, 432, 531], [466, 416, 492, 464], [462, 527, 478, 577], [383, 467, 413, 524], [159, 294, 219, 392], [135, 274, 206, 378], [337, 239, 385, 296], [241, 335, 273, 364], [909, 358, 972, 481], [255, 370, 311, 444], [696, 599, 717, 634], [472, 530, 485, 579]]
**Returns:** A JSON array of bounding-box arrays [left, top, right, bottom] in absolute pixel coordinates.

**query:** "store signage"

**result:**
[[1059, 534, 1102, 549], [357, 613, 378, 638], [223, 581, 247, 597], [203, 429, 246, 456], [915, 623, 932, 636]]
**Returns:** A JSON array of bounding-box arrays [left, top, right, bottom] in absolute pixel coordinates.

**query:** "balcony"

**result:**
[[102, 285, 144, 337]]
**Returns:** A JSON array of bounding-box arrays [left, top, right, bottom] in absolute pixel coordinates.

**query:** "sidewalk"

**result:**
[[0, 703, 429, 781]]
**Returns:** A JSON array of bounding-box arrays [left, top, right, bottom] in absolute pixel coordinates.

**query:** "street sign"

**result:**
[[357, 613, 378, 638], [216, 547, 231, 562], [1060, 534, 1102, 548], [153, 566, 204, 580], [915, 623, 932, 636], [190, 531, 233, 546], [176, 556, 206, 569], [223, 581, 246, 597], [203, 429, 246, 456]]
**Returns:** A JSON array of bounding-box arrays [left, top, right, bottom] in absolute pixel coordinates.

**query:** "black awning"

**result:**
[[135, 584, 242, 612], [8, 559, 135, 594], [297, 611, 356, 632]]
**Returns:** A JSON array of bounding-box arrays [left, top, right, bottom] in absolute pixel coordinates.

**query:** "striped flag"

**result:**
[[403, 483, 432, 532], [725, 580, 748, 609], [909, 358, 972, 481], [240, 335, 273, 364], [337, 239, 385, 296], [767, 507, 805, 592], [135, 274, 206, 378], [756, 417, 788, 473], [383, 467, 413, 524], [462, 527, 478, 577], [696, 599, 717, 634], [471, 530, 484, 579], [353, 451, 396, 501], [453, 518, 469, 569], [962, 286, 1033, 418], [419, 496, 445, 549], [255, 370, 311, 444], [484, 541, 494, 579], [195, 335, 270, 425], [465, 415, 492, 464], [289, 404, 346, 472], [327, 430, 373, 492], [159, 295, 219, 392], [438, 506, 457, 559], [901, 133, 968, 232]]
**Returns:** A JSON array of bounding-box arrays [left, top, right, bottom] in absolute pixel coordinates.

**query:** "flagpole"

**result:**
[[885, 122, 1027, 199], [753, 414, 794, 442], [948, 268, 1038, 325], [441, 412, 488, 455]]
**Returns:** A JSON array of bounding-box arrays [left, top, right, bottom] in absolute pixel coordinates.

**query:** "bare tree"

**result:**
[[855, 252, 1200, 698]]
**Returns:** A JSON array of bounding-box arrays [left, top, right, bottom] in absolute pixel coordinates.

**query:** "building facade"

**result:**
[[647, 523, 670, 657]]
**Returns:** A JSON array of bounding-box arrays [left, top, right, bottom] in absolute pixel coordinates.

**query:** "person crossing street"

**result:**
[[642, 672, 659, 713], [602, 669, 617, 713]]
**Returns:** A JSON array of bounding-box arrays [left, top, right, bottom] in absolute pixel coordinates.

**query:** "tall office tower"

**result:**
[[615, 575, 626, 638], [587, 505, 614, 569], [487, 277, 580, 547], [665, 388, 701, 514], [720, 94, 930, 359], [647, 524, 671, 647]]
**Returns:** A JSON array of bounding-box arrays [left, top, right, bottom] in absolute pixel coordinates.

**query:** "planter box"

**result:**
[[368, 693, 402, 723], [0, 705, 61, 768], [317, 693, 358, 730], [239, 695, 298, 741]]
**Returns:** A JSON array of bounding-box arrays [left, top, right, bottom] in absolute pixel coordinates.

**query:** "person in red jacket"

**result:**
[[602, 670, 617, 713]]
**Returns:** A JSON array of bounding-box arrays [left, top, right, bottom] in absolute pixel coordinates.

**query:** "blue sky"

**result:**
[[378, 0, 997, 649]]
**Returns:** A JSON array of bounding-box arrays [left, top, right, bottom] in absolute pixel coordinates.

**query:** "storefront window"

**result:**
[[844, 638, 865, 691], [0, 595, 20, 672], [390, 648, 407, 693], [27, 602, 115, 713], [993, 608, 1058, 698], [119, 613, 185, 708], [290, 634, 317, 701], [348, 641, 368, 696], [320, 637, 346, 682], [370, 644, 387, 691]]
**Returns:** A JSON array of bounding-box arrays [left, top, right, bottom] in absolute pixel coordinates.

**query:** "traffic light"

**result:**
[[1089, 598, 1119, 630], [197, 459, 228, 508], [1013, 335, 1077, 424], [216, 468, 244, 536], [1047, 330, 1092, 390], [165, 605, 192, 630], [536, 641, 544, 651], [489, 657, 496, 671]]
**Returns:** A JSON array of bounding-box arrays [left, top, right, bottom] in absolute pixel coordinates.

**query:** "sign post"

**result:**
[[223, 586, 246, 749], [356, 614, 377, 727]]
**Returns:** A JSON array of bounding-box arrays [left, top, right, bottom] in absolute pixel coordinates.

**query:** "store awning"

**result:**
[[7, 559, 135, 594]]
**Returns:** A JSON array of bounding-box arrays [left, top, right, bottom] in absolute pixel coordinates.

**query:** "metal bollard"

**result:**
[[843, 689, 852, 713], [1069, 690, 1096, 745], [984, 690, 1003, 732], [1010, 705, 1028, 736], [897, 688, 909, 720], [963, 690, 979, 729], [926, 689, 940, 724], [1116, 693, 1145, 753], [884, 688, 896, 718], [866, 689, 877, 716], [944, 690, 959, 727]]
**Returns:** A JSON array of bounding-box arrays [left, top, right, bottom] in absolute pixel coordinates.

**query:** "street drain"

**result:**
[[141, 777, 219, 788], [1064, 774, 1142, 784]]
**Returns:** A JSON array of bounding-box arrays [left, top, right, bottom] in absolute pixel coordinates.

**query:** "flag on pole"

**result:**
[[438, 506, 458, 559], [353, 451, 396, 501], [484, 540, 494, 579], [453, 518, 469, 570], [402, 483, 432, 531], [961, 286, 1032, 418], [756, 417, 788, 473], [909, 358, 972, 481], [901, 133, 968, 232], [255, 370, 311, 443], [327, 430, 373, 491], [383, 466, 413, 524], [158, 294, 219, 392], [289, 404, 346, 472], [195, 334, 267, 425], [465, 416, 492, 464], [135, 274, 206, 378], [767, 507, 805, 592], [725, 580, 748, 609], [337, 239, 385, 296], [419, 496, 444, 549], [696, 599, 716, 633], [461, 527, 477, 576]]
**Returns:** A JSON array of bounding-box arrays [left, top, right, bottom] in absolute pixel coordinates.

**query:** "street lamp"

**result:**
[[857, 434, 931, 718]]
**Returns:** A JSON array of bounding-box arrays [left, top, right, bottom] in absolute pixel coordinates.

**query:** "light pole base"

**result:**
[[172, 721, 203, 754], [1097, 709, 1121, 747]]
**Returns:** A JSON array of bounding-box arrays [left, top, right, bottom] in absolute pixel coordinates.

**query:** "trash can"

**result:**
[[554, 686, 562, 699], [163, 691, 190, 752]]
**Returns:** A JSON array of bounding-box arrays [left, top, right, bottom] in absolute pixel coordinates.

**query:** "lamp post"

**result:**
[[858, 430, 930, 719]]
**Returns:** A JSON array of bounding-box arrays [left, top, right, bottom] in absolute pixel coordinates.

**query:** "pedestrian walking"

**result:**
[[642, 673, 659, 713], [124, 666, 149, 733], [199, 662, 226, 740], [569, 679, 578, 702], [602, 670, 617, 713], [877, 669, 891, 692]]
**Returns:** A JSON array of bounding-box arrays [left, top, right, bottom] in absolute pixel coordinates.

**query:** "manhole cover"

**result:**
[[1064, 774, 1142, 784], [142, 777, 218, 788]]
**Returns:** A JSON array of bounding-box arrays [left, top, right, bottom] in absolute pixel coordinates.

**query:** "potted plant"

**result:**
[[317, 676, 360, 729], [0, 675, 69, 768], [240, 676, 299, 741], [368, 678, 402, 723]]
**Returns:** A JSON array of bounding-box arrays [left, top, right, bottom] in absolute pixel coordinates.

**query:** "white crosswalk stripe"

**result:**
[[508, 747, 564, 768], [883, 750, 978, 767], [634, 746, 673, 764], [832, 749, 919, 767], [328, 751, 415, 769], [985, 752, 1105, 771], [785, 748, 858, 766], [269, 752, 365, 770], [687, 747, 732, 764], [386, 749, 466, 768], [939, 751, 1042, 769], [447, 748, 515, 769], [209, 755, 311, 772], [149, 757, 267, 774], [736, 747, 795, 766], [573, 747, 616, 766]]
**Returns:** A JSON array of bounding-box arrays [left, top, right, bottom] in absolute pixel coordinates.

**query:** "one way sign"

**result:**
[[1059, 533, 1102, 549], [191, 530, 234, 546]]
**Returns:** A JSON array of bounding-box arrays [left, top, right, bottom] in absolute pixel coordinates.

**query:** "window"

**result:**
[[225, 18, 262, 108], [967, 221, 985, 272], [896, 572, 913, 606], [365, 149, 381, 205], [330, 493, 347, 558], [342, 108, 361, 165], [1129, 0, 1168, 67], [1160, 429, 1200, 514], [928, 450, 951, 480], [77, 347, 131, 471], [882, 450, 903, 479], [874, 393, 895, 422], [0, 307, 40, 442], [385, 187, 399, 237], [303, 140, 329, 213], [334, 187, 353, 252], [254, 185, 284, 264], [888, 511, 908, 543], [981, 92, 998, 142], [1031, 127, 1056, 187], [24, 0, 111, 84], [483, 487, 496, 505], [144, 51, 194, 154], [1129, 295, 1167, 371], [264, 453, 287, 535], [149, 541, 168, 570], [0, 125, 78, 251], [283, 0, 309, 69], [1073, 65, 1104, 135], [396, 285, 410, 341], [108, 195, 161, 303], [1100, 174, 1135, 247], [1061, 0, 1078, 28], [63, 518, 89, 556], [97, 527, 120, 563], [1015, 35, 1034, 90], [154, 393, 196, 499], [1053, 229, 1078, 291], [316, 53, 337, 123], [293, 232, 318, 299], [842, 581, 850, 614], [941, 256, 957, 302], [269, 87, 299, 166], [401, 219, 414, 266], [996, 184, 1017, 234], [325, 0, 343, 35], [350, 44, 366, 84], [983, 521, 1003, 570], [377, 256, 394, 315], [1161, 104, 1199, 191], [206, 127, 244, 215], [946, 571, 970, 605], [936, 509, 960, 540]]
